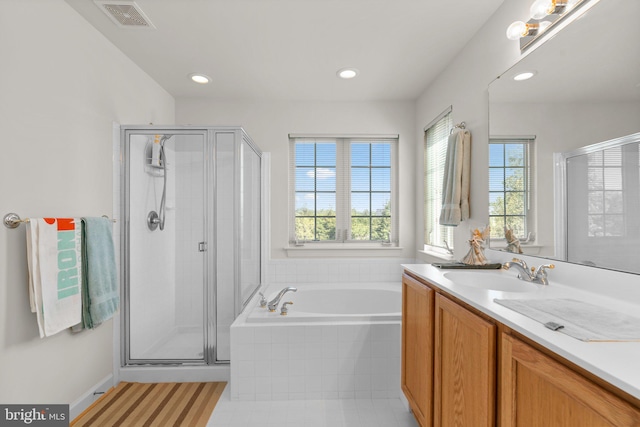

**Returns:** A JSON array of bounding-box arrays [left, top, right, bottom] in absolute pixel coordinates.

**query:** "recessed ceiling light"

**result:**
[[189, 73, 211, 84], [513, 71, 536, 81], [337, 68, 359, 79]]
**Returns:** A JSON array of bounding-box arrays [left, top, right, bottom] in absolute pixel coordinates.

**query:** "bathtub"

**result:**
[[231, 282, 403, 401], [246, 282, 401, 323]]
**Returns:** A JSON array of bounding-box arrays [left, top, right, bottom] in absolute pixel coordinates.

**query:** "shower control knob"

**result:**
[[259, 292, 267, 308], [147, 211, 160, 231]]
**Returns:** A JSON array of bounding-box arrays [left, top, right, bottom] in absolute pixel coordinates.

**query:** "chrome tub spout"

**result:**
[[267, 287, 297, 312]]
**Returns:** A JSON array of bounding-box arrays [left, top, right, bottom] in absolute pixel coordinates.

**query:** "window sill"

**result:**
[[487, 244, 543, 255], [418, 248, 455, 261], [284, 244, 403, 258]]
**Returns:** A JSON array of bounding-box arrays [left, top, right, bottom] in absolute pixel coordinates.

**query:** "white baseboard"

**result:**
[[119, 365, 230, 383], [69, 374, 114, 421]]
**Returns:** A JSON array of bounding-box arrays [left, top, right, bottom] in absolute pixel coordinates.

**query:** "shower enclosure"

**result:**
[[120, 126, 262, 365]]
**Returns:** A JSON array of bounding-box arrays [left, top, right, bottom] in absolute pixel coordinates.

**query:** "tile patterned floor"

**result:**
[[207, 384, 419, 427]]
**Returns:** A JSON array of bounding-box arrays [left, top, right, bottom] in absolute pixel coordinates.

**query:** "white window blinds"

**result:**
[[424, 110, 454, 249]]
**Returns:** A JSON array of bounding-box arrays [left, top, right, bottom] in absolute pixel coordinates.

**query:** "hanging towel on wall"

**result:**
[[26, 218, 83, 337], [80, 217, 119, 329], [440, 129, 471, 226]]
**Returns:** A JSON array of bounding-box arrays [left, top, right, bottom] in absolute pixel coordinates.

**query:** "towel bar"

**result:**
[[450, 122, 466, 134], [3, 213, 115, 229]]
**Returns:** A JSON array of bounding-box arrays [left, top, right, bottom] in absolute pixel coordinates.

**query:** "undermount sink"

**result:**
[[442, 270, 540, 293]]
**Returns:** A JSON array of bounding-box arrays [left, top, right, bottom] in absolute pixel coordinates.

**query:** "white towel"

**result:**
[[494, 298, 640, 342], [27, 218, 83, 337], [440, 129, 471, 226], [26, 221, 44, 335]]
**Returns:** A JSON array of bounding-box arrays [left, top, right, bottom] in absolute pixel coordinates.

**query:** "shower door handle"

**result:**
[[199, 242, 207, 252]]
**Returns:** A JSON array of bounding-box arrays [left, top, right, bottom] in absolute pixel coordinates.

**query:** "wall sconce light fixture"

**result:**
[[507, 0, 595, 51]]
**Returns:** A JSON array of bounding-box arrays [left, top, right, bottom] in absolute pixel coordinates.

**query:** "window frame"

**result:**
[[289, 135, 399, 247], [488, 136, 536, 242]]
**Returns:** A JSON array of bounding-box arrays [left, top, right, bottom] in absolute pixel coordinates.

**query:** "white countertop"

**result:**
[[402, 263, 640, 400]]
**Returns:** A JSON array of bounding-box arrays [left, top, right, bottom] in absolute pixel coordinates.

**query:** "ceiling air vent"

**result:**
[[94, 1, 155, 29]]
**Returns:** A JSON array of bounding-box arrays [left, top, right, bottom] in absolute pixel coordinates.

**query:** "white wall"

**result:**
[[415, 0, 535, 260], [176, 100, 416, 260], [0, 0, 174, 404]]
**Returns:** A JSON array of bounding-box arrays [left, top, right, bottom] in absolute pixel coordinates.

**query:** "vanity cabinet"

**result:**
[[401, 273, 496, 427], [401, 273, 434, 427], [434, 293, 496, 427], [500, 333, 640, 426], [401, 270, 640, 427]]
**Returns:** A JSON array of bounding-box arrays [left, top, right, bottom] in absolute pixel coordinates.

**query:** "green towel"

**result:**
[[81, 217, 118, 329]]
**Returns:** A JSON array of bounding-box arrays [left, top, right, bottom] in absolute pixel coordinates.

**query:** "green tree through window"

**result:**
[[291, 138, 396, 244], [489, 140, 531, 240]]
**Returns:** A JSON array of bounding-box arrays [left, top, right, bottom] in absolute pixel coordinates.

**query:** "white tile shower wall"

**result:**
[[230, 322, 401, 401], [128, 135, 176, 357], [267, 258, 415, 284]]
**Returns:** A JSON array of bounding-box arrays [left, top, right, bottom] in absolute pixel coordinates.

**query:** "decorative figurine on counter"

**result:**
[[461, 225, 490, 265], [505, 227, 523, 254]]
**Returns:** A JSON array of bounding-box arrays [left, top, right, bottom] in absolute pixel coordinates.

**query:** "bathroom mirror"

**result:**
[[488, 0, 640, 271]]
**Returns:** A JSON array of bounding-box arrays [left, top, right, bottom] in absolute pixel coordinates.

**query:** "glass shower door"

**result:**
[[125, 130, 208, 363]]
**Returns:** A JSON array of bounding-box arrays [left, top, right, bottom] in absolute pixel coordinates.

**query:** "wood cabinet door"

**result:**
[[434, 293, 496, 427], [500, 333, 640, 426], [402, 274, 435, 427]]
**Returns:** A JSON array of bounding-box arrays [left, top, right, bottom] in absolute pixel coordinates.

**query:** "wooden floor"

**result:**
[[71, 382, 226, 427]]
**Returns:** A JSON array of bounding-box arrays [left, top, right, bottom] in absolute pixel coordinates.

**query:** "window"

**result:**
[[488, 137, 535, 240], [289, 136, 398, 245], [586, 146, 624, 237], [424, 109, 454, 251]]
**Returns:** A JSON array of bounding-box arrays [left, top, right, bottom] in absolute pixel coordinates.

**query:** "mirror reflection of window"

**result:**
[[586, 146, 624, 237], [489, 137, 535, 242], [564, 138, 640, 271]]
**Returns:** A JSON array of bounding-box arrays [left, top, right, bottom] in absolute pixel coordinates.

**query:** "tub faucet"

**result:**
[[258, 292, 267, 308], [268, 287, 297, 312], [280, 301, 293, 315]]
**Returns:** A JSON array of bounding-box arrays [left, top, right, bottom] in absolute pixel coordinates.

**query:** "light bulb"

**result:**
[[530, 0, 550, 19], [506, 21, 527, 40]]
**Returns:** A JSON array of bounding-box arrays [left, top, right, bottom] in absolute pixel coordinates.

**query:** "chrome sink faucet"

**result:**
[[532, 263, 555, 286], [267, 287, 297, 312], [502, 258, 534, 281], [503, 258, 555, 285]]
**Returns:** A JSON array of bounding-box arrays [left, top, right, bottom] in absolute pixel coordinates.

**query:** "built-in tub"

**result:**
[[247, 282, 401, 322], [231, 282, 403, 400]]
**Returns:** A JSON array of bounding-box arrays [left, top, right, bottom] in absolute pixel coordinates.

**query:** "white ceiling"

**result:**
[[64, 0, 504, 101]]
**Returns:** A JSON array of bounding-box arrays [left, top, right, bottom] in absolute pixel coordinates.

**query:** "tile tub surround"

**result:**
[[266, 258, 416, 284], [230, 322, 401, 401]]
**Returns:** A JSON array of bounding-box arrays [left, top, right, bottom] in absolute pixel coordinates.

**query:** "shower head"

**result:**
[[159, 134, 173, 146]]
